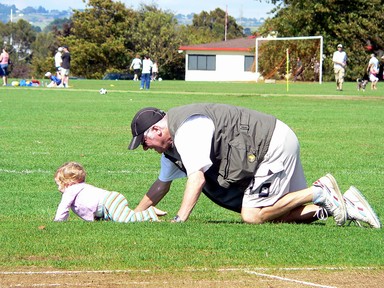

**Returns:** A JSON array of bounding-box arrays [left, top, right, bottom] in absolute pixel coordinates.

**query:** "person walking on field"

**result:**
[[128, 103, 381, 228], [332, 44, 347, 91], [140, 55, 153, 90], [130, 54, 142, 81], [0, 47, 10, 86]]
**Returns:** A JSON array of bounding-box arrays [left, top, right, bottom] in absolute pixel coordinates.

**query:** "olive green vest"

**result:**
[[165, 103, 276, 212]]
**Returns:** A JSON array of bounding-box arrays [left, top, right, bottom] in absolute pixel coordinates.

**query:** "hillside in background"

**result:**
[[0, 3, 73, 30], [1, 3, 265, 33]]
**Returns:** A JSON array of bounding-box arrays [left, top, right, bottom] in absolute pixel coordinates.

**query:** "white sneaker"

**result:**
[[344, 186, 381, 229], [313, 173, 347, 226]]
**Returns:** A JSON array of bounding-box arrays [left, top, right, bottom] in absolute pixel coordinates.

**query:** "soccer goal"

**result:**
[[255, 36, 323, 84]]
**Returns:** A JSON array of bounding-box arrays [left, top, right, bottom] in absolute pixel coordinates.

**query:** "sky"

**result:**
[[2, 0, 276, 19]]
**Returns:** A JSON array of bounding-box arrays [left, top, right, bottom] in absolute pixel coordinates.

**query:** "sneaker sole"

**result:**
[[347, 186, 381, 229], [325, 173, 347, 226]]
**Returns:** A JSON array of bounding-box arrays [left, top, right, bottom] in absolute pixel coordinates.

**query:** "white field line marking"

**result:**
[[15, 285, 63, 287], [0, 168, 51, 175], [3, 267, 379, 288], [34, 86, 384, 101], [0, 266, 377, 276], [0, 168, 155, 175], [244, 269, 336, 288], [0, 269, 150, 275], [218, 266, 377, 272]]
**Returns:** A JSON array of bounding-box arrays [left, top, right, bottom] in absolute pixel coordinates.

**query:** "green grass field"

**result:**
[[1, 79, 383, 277]]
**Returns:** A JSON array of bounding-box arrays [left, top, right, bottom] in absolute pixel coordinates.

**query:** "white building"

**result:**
[[179, 37, 257, 82]]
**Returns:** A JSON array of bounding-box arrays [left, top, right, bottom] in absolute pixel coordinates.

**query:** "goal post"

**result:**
[[255, 36, 323, 84]]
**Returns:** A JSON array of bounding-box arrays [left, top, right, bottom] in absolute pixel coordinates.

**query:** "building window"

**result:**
[[188, 55, 216, 70], [244, 56, 254, 71]]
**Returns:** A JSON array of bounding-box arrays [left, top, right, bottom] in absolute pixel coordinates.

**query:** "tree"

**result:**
[[257, 0, 384, 81], [61, 0, 137, 78], [190, 8, 244, 42], [57, 1, 187, 79], [0, 19, 37, 78], [43, 18, 71, 33], [130, 4, 185, 79], [0, 21, 10, 43], [10, 19, 37, 60], [30, 32, 59, 78], [22, 7, 38, 14]]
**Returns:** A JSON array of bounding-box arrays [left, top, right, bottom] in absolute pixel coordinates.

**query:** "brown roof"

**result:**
[[179, 36, 256, 52]]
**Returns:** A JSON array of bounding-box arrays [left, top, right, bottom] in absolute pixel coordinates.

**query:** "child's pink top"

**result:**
[[54, 183, 109, 221]]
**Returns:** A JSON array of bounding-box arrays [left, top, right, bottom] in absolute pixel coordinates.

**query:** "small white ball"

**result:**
[[99, 88, 108, 94]]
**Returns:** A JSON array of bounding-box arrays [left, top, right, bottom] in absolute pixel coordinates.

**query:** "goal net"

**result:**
[[255, 36, 323, 83]]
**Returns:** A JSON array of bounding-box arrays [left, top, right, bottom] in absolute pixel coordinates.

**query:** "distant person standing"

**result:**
[[140, 55, 153, 90], [367, 53, 379, 90], [293, 57, 304, 82], [332, 44, 347, 91], [0, 47, 10, 86], [130, 54, 142, 81], [151, 61, 159, 81], [313, 60, 320, 82], [54, 47, 63, 78], [380, 56, 384, 81], [61, 46, 71, 88]]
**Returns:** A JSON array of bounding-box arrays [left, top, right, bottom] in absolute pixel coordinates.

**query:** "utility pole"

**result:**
[[224, 5, 228, 41], [10, 8, 13, 45]]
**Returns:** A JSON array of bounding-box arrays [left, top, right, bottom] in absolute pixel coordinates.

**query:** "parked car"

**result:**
[[102, 73, 134, 80], [69, 76, 86, 80]]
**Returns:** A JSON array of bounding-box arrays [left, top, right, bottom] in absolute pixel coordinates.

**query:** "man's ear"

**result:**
[[152, 125, 162, 136]]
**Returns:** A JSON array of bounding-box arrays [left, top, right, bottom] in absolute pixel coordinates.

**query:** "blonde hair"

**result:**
[[55, 162, 86, 188]]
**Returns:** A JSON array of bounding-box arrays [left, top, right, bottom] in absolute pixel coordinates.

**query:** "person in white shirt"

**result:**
[[367, 54, 379, 90], [130, 54, 142, 81], [140, 55, 153, 90], [127, 105, 381, 228], [54, 47, 63, 78], [151, 61, 159, 81], [332, 44, 347, 91]]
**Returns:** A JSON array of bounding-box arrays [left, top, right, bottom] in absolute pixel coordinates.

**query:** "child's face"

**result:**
[[55, 177, 65, 193]]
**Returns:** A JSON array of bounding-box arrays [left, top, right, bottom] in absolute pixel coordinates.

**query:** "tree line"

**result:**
[[0, 0, 243, 80], [1, 0, 383, 81], [258, 0, 384, 81]]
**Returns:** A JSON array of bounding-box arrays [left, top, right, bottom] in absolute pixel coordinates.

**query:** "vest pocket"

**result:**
[[218, 134, 258, 189]]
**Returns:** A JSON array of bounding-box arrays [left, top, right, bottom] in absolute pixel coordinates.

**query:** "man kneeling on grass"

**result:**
[[129, 104, 381, 228], [54, 161, 166, 222]]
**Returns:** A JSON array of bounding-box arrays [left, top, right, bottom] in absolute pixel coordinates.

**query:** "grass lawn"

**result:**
[[0, 79, 383, 273]]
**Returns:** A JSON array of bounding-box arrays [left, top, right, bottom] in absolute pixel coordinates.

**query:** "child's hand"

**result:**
[[152, 207, 167, 216]]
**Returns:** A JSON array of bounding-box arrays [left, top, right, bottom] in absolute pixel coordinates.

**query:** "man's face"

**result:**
[[142, 126, 171, 153]]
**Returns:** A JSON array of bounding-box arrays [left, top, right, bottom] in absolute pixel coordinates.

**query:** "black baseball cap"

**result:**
[[128, 107, 166, 150]]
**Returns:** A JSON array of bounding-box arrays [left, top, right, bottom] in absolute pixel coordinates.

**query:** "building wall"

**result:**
[[184, 50, 256, 82]]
